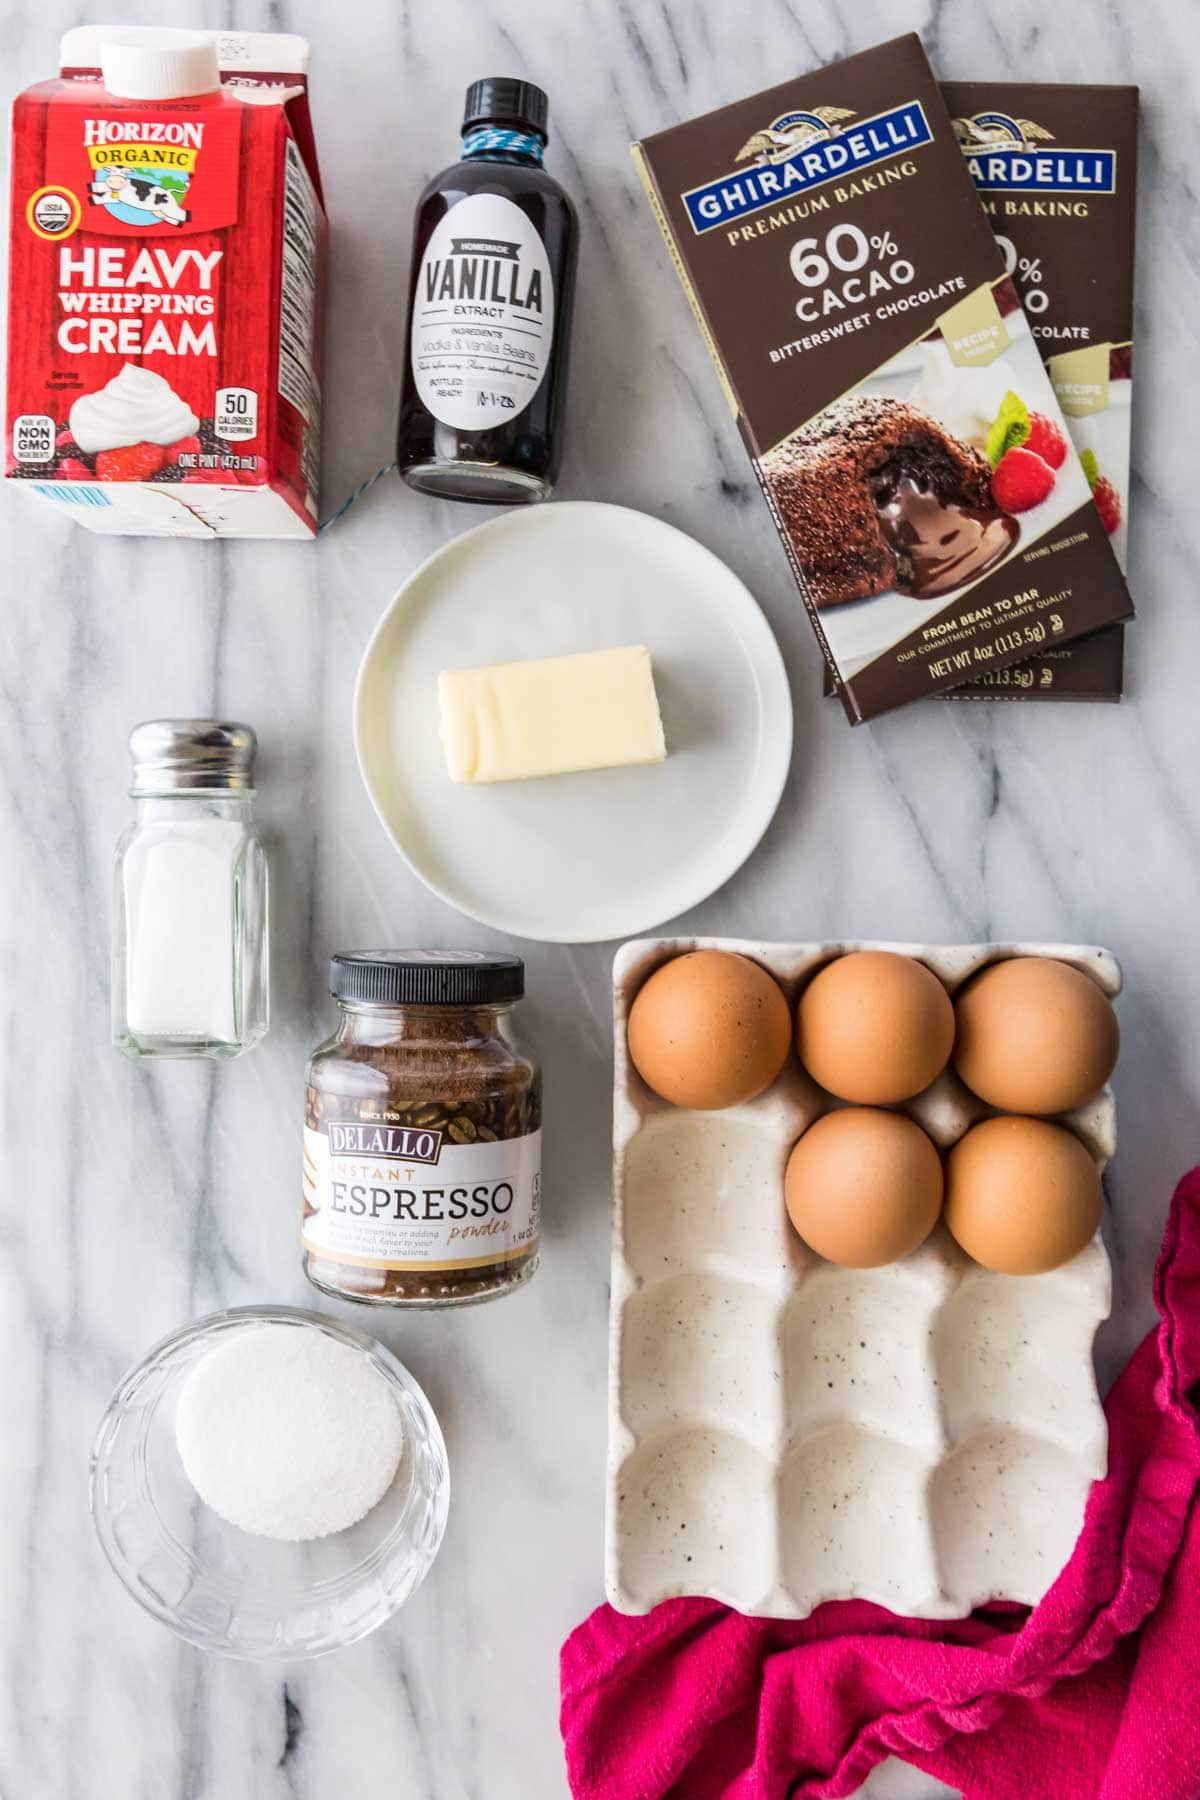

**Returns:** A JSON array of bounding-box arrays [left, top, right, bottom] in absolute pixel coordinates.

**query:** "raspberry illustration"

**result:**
[[1023, 411, 1068, 469], [94, 441, 169, 482], [166, 434, 202, 466], [1079, 449, 1122, 536], [992, 446, 1056, 514], [56, 457, 92, 480], [1091, 475, 1122, 536]]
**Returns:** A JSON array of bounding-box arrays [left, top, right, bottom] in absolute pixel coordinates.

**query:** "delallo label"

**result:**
[[5, 31, 326, 538], [633, 34, 1134, 724], [326, 1121, 447, 1164], [411, 192, 554, 430], [302, 1120, 542, 1272]]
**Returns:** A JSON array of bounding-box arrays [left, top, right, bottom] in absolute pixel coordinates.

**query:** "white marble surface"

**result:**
[[1, 1, 1195, 1795]]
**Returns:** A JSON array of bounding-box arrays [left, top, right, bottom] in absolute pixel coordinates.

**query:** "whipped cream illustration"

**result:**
[[69, 363, 199, 455], [909, 343, 1013, 453]]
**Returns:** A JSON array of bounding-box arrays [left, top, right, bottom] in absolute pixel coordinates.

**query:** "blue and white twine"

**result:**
[[461, 127, 544, 162], [318, 461, 397, 532]]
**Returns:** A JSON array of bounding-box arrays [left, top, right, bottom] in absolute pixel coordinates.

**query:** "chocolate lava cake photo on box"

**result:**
[[761, 394, 1018, 611], [755, 294, 1104, 687]]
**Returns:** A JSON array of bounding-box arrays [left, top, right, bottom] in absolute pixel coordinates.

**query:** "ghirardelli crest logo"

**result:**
[[82, 118, 203, 228], [951, 112, 1055, 152], [734, 106, 857, 164], [952, 112, 1116, 196], [682, 99, 932, 234]]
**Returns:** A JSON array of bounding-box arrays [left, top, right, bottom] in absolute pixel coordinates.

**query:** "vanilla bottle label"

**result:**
[[411, 192, 554, 430]]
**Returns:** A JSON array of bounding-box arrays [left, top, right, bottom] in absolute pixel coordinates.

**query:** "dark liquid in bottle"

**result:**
[[397, 81, 578, 505]]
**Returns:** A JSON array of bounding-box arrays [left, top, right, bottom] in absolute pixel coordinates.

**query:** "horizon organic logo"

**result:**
[[83, 116, 204, 148], [81, 116, 205, 229]]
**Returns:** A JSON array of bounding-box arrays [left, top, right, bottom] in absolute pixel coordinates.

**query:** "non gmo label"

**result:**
[[12, 414, 55, 463], [411, 192, 554, 430], [302, 1124, 542, 1271]]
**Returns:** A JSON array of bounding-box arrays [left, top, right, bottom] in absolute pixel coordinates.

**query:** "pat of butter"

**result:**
[[439, 646, 668, 784]]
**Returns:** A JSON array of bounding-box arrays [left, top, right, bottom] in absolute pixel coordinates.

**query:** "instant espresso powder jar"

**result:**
[[302, 952, 541, 1307]]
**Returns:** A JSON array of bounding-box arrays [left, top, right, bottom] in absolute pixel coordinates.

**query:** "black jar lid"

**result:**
[[462, 76, 548, 141], [330, 950, 525, 1007]]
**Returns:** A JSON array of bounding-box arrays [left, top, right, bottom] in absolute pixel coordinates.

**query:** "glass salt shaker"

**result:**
[[112, 721, 269, 1061]]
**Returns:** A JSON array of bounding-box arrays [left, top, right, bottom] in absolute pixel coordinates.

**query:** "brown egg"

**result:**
[[953, 957, 1119, 1115], [627, 950, 792, 1110], [945, 1116, 1102, 1274], [783, 1108, 944, 1268], [796, 951, 955, 1104]]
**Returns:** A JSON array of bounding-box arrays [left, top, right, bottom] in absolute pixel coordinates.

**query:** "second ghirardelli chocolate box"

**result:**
[[942, 81, 1139, 700], [633, 34, 1134, 724]]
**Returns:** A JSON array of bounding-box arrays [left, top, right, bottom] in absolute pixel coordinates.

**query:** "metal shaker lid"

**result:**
[[128, 720, 257, 794]]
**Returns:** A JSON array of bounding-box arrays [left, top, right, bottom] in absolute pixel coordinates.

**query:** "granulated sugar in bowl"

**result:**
[[90, 1306, 449, 1659], [175, 1323, 405, 1540]]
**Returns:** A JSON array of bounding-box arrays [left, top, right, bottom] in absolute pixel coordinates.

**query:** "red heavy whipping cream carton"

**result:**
[[5, 27, 326, 537]]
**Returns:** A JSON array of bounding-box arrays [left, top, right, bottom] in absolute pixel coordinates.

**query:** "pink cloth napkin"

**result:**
[[561, 1168, 1200, 1799]]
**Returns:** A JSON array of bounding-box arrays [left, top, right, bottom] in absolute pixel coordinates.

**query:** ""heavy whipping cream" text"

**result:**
[[56, 244, 221, 356]]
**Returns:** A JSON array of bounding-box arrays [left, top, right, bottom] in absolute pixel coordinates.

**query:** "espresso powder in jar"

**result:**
[[302, 952, 541, 1307]]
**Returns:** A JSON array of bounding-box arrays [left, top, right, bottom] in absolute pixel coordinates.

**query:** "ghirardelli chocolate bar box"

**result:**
[[633, 34, 1134, 724], [942, 82, 1138, 700]]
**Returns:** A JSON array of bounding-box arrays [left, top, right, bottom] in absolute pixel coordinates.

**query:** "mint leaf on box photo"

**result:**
[[986, 391, 1032, 468]]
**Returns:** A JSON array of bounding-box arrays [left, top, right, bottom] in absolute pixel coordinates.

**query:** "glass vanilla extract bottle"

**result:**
[[397, 78, 578, 503]]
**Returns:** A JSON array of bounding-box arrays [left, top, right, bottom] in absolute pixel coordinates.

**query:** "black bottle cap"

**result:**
[[330, 950, 525, 1007], [462, 77, 549, 142]]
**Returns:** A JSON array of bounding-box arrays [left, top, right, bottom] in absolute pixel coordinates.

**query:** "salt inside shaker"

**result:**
[[113, 720, 269, 1060]]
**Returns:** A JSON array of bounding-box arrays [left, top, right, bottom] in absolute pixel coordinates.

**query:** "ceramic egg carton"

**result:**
[[607, 939, 1117, 1621]]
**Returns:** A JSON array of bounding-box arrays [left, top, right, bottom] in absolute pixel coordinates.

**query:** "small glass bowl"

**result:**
[[90, 1305, 449, 1660]]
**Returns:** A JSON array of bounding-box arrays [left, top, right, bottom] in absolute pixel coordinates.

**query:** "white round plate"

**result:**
[[354, 502, 793, 944]]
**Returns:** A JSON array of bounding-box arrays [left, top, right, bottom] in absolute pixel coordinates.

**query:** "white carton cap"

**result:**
[[100, 29, 220, 100]]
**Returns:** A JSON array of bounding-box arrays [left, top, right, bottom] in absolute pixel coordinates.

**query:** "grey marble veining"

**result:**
[[1, 1, 1195, 1796]]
